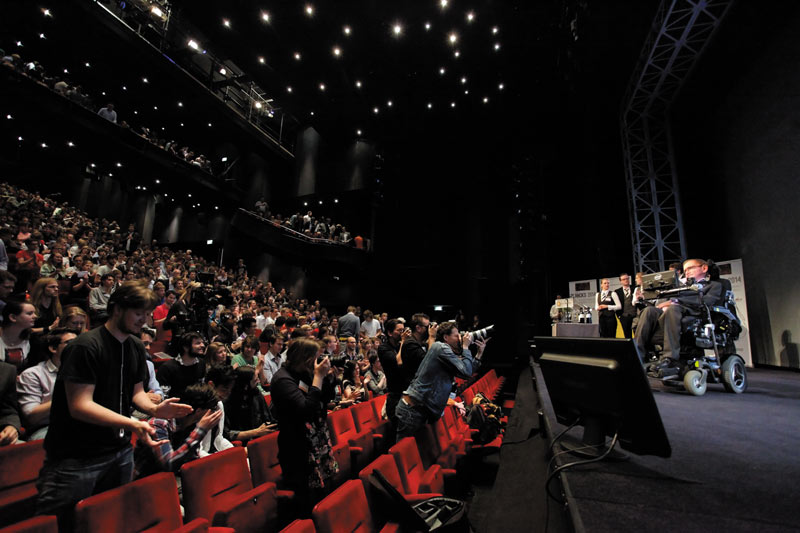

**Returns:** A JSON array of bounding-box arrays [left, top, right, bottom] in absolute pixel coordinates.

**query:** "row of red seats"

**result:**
[[460, 369, 513, 410]]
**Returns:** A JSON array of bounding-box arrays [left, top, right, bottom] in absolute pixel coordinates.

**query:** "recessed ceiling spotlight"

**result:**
[[5, 115, 11, 120], [180, 123, 184, 127], [219, 68, 227, 75], [425, 22, 431, 30], [356, 129, 362, 136], [310, 111, 315, 116], [332, 46, 341, 57], [464, 89, 469, 94], [492, 26, 499, 34], [393, 23, 403, 36], [255, 102, 263, 109], [42, 8, 52, 17], [153, 106, 158, 110], [448, 32, 458, 45], [373, 107, 379, 114], [305, 5, 314, 16], [450, 102, 456, 108], [343, 25, 351, 35], [287, 86, 293, 93], [177, 101, 183, 107], [151, 6, 163, 17], [319, 83, 326, 91], [261, 12, 270, 22], [440, 0, 448, 8], [187, 39, 199, 50], [85, 62, 91, 68], [461, 76, 467, 84], [439, 67, 446, 75], [427, 102, 433, 109], [116, 162, 123, 167], [222, 18, 231, 28], [483, 96, 489, 103], [208, 122, 212, 127], [355, 80, 362, 88], [467, 11, 475, 22], [39, 33, 46, 39], [40, 143, 48, 148], [142, 77, 148, 83], [258, 56, 266, 64], [67, 141, 75, 147], [498, 82, 505, 90], [494, 43, 501, 51], [454, 50, 460, 58], [387, 100, 393, 107], [294, 52, 301, 60]]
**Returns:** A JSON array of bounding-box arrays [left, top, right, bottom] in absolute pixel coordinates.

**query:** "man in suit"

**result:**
[[615, 273, 637, 339]]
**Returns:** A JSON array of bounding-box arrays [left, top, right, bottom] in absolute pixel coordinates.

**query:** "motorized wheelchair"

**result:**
[[640, 266, 748, 396]]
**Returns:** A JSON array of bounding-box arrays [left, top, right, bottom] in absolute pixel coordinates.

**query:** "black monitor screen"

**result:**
[[639, 270, 679, 300], [533, 337, 671, 458]]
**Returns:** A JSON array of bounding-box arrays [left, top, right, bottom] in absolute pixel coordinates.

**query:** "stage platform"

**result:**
[[538, 365, 800, 532]]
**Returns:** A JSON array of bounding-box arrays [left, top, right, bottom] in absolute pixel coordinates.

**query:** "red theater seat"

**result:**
[[359, 454, 442, 506], [0, 440, 46, 527], [311, 480, 399, 533], [0, 515, 57, 533], [279, 519, 315, 533], [389, 437, 448, 496], [327, 408, 375, 473], [180, 448, 278, 532], [351, 401, 390, 453]]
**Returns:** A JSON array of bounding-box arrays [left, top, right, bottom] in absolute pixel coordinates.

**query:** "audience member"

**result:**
[[223, 366, 276, 444], [0, 361, 20, 446], [0, 300, 35, 372], [156, 331, 206, 400]]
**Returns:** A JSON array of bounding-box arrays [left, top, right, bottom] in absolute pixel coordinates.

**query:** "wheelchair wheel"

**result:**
[[683, 370, 707, 396], [722, 355, 747, 394]]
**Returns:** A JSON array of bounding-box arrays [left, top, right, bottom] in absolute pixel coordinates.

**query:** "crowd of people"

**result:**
[[249, 200, 366, 249], [2, 45, 215, 174], [0, 181, 490, 528]]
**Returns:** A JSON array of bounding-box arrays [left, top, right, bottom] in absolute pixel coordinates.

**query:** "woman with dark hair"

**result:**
[[341, 360, 366, 402], [30, 277, 62, 335], [0, 300, 36, 372], [270, 337, 337, 515], [222, 366, 276, 444]]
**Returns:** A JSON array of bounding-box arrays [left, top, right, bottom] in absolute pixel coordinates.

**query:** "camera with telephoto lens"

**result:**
[[467, 324, 495, 343]]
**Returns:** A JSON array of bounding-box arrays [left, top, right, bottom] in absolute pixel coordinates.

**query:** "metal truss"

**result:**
[[621, 0, 733, 273]]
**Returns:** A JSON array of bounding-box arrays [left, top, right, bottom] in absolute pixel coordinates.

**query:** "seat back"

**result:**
[[0, 440, 46, 527], [246, 432, 282, 487], [371, 395, 387, 419], [280, 518, 316, 533], [330, 442, 352, 488], [74, 472, 182, 533], [389, 437, 427, 494], [0, 515, 58, 533], [352, 402, 380, 434], [180, 447, 253, 523], [357, 454, 407, 527], [326, 408, 359, 446], [210, 482, 278, 533], [311, 480, 376, 533]]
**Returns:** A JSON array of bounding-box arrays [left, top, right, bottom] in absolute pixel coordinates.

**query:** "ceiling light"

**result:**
[[287, 86, 293, 93], [492, 26, 499, 34], [153, 106, 158, 110], [222, 19, 231, 28], [208, 123, 212, 127], [134, 111, 138, 115], [450, 102, 456, 108], [122, 85, 127, 90], [5, 115, 11, 120], [387, 100, 393, 107], [63, 69, 69, 74], [90, 163, 96, 168], [142, 77, 148, 83], [494, 43, 501, 51], [373, 107, 379, 114], [16, 136, 22, 141], [393, 24, 403, 36], [255, 101, 263, 109], [440, 0, 448, 7], [15, 41, 23, 47], [188, 194, 192, 197], [67, 141, 75, 147], [177, 102, 183, 107], [261, 12, 270, 22], [151, 6, 163, 17], [356, 129, 362, 136], [461, 76, 467, 84], [310, 111, 314, 116], [39, 33, 46, 39], [258, 56, 266, 64], [221, 157, 228, 162], [318, 200, 323, 205], [454, 50, 460, 58], [187, 39, 199, 50], [40, 143, 48, 148], [180, 123, 184, 126], [305, 5, 314, 16], [334, 199, 339, 203], [155, 179, 160, 184], [439, 67, 446, 75], [219, 68, 227, 75], [343, 25, 351, 35], [333, 46, 341, 57], [464, 90, 469, 95], [161, 127, 165, 130], [116, 162, 122, 167], [483, 96, 489, 103], [427, 102, 433, 109], [294, 52, 301, 60], [448, 32, 458, 45], [303, 202, 308, 206], [85, 62, 91, 68], [42, 8, 52, 17], [425, 22, 431, 30], [101, 91, 106, 96], [319, 83, 325, 91], [355, 80, 362, 88], [498, 82, 505, 90], [108, 173, 113, 177], [467, 12, 475, 22]]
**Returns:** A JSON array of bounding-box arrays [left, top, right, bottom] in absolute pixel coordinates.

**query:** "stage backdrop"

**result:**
[[716, 258, 753, 367], [569, 279, 598, 323]]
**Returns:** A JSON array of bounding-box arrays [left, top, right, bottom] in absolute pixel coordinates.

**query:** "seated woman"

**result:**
[[30, 277, 62, 336], [223, 366, 276, 445], [270, 337, 337, 515], [203, 341, 230, 370], [362, 354, 387, 396], [231, 335, 268, 388], [60, 305, 88, 334], [341, 360, 367, 403]]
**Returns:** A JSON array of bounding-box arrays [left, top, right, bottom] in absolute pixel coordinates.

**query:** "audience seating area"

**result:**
[[0, 367, 512, 532]]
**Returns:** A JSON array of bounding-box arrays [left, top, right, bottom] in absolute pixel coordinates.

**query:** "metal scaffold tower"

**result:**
[[621, 0, 733, 273]]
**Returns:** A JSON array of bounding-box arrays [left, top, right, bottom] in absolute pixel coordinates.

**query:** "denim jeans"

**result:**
[[395, 399, 433, 442], [36, 446, 134, 532]]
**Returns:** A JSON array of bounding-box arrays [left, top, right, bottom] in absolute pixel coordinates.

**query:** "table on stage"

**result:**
[[551, 322, 600, 337]]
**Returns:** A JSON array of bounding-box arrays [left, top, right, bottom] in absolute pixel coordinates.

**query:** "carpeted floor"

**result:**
[[554, 367, 800, 532]]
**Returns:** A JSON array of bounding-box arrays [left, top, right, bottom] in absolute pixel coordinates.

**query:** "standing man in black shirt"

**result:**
[[36, 281, 192, 530]]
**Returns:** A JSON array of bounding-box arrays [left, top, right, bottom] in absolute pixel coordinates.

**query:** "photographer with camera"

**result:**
[[394, 321, 489, 442]]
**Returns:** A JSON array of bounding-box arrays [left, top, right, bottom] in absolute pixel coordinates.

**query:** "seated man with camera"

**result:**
[[634, 258, 724, 375]]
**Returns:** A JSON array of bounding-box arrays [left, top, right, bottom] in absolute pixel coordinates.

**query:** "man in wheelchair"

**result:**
[[634, 258, 724, 376]]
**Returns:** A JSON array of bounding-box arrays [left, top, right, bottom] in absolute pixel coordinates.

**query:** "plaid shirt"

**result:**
[[133, 417, 208, 479]]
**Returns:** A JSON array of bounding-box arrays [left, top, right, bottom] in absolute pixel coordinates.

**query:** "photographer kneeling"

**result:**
[[395, 321, 489, 442]]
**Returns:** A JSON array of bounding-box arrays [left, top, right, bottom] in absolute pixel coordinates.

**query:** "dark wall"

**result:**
[[673, 2, 800, 367]]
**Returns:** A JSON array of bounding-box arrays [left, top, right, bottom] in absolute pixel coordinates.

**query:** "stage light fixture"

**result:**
[[222, 19, 231, 28], [448, 32, 458, 44], [188, 39, 199, 50], [318, 200, 323, 205], [208, 122, 212, 127], [483, 96, 489, 103], [153, 106, 158, 110], [261, 12, 270, 22], [151, 6, 163, 18], [5, 115, 11, 120], [305, 5, 314, 16], [310, 111, 315, 116], [440, 0, 448, 8], [180, 122, 184, 127], [356, 129, 362, 136], [219, 68, 227, 75], [425, 22, 432, 30], [90, 163, 96, 168], [188, 194, 192, 197], [467, 12, 475, 22], [16, 136, 22, 141], [221, 157, 228, 162], [122, 86, 127, 90], [155, 179, 160, 184], [303, 201, 308, 206], [334, 199, 339, 203], [464, 89, 469, 94], [116, 162, 122, 167], [16, 41, 22, 47], [108, 173, 113, 177], [333, 46, 341, 57], [258, 56, 266, 64], [101, 92, 106, 96], [85, 62, 91, 67], [294, 52, 301, 60], [63, 69, 69, 74], [344, 25, 351, 35], [142, 77, 148, 83], [255, 101, 262, 109]]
